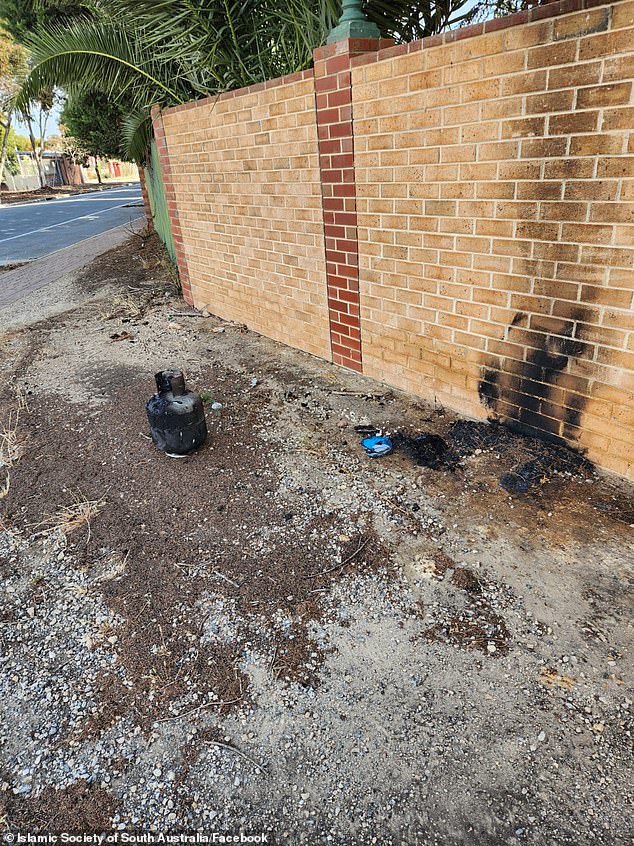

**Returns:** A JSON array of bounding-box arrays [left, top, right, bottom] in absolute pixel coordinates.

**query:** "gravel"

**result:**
[[0, 235, 633, 844]]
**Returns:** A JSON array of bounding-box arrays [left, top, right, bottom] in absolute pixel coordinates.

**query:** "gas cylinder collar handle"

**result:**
[[155, 369, 186, 396]]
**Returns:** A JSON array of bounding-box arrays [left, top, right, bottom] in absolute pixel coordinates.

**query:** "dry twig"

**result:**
[[303, 538, 370, 579], [204, 740, 268, 776], [157, 696, 243, 723]]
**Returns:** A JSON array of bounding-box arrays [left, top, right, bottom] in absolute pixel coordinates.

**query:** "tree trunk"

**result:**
[[0, 108, 13, 202], [25, 115, 45, 188], [94, 155, 102, 184], [36, 104, 51, 185]]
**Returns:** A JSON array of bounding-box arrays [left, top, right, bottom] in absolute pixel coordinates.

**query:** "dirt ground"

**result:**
[[0, 234, 632, 845]]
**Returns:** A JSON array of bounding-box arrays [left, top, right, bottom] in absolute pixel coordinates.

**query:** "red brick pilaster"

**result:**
[[138, 166, 154, 233], [151, 105, 193, 305], [314, 38, 391, 372]]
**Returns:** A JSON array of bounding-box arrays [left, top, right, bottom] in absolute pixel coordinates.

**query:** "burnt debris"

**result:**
[[393, 432, 458, 471], [360, 418, 592, 495]]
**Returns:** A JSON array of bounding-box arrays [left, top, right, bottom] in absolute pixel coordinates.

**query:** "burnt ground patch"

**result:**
[[358, 418, 594, 494], [446, 419, 592, 495]]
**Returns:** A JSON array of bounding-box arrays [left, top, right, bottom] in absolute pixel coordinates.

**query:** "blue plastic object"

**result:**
[[361, 435, 393, 457]]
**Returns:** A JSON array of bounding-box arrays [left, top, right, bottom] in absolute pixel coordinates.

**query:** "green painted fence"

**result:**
[[144, 140, 176, 262]]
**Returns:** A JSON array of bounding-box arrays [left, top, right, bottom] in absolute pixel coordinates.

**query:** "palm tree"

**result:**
[[16, 0, 473, 162]]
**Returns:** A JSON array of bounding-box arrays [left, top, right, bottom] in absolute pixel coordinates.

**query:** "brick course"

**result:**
[[314, 38, 390, 372]]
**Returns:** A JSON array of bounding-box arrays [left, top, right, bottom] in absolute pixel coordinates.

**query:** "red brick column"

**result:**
[[151, 105, 193, 305], [314, 38, 390, 372], [138, 167, 154, 233]]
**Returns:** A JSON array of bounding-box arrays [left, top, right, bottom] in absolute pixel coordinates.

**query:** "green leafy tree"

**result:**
[[1, 124, 24, 174], [61, 90, 124, 182], [42, 130, 65, 149], [366, 0, 475, 41], [0, 0, 91, 184], [0, 27, 27, 190], [0, 0, 93, 42], [11, 128, 28, 148]]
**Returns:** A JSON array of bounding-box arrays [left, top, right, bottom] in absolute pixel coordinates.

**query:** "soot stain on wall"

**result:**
[[479, 306, 593, 447]]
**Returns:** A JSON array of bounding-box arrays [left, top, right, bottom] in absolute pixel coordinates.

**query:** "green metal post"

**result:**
[[326, 0, 380, 43]]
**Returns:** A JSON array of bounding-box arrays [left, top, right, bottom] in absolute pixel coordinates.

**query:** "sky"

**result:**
[[13, 105, 61, 139]]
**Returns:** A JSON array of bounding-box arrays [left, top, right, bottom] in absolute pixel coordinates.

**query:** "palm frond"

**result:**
[[120, 106, 153, 163], [15, 0, 475, 166], [17, 19, 187, 111]]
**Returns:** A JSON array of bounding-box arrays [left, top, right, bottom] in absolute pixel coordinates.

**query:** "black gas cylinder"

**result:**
[[146, 370, 207, 456]]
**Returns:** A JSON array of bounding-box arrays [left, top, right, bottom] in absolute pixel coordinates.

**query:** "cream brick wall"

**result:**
[[161, 76, 331, 361], [352, 0, 634, 478]]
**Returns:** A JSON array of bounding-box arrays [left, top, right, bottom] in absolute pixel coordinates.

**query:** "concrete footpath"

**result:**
[[0, 220, 145, 310]]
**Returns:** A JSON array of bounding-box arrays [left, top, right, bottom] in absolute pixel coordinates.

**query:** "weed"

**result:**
[[159, 247, 181, 297], [126, 222, 153, 242]]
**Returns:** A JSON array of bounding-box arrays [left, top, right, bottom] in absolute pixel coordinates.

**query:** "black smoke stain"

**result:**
[[478, 310, 593, 448], [478, 369, 499, 409]]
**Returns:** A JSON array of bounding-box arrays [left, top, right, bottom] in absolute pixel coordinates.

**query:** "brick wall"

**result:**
[[159, 73, 331, 361], [157, 0, 634, 480], [352, 0, 634, 478]]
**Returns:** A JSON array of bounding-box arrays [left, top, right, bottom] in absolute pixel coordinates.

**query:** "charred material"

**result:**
[[146, 370, 208, 456], [393, 432, 457, 470], [446, 419, 591, 494], [448, 420, 514, 453]]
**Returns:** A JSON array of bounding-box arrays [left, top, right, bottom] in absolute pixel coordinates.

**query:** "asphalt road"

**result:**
[[0, 184, 145, 264]]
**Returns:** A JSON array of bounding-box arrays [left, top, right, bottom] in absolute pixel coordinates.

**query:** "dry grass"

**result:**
[[0, 385, 28, 500], [37, 491, 106, 543], [100, 293, 145, 320]]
